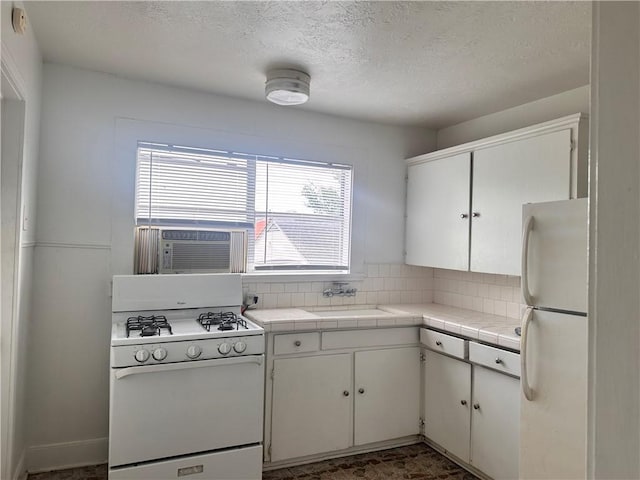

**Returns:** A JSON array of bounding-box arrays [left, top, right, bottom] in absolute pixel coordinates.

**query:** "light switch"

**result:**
[[22, 204, 28, 231]]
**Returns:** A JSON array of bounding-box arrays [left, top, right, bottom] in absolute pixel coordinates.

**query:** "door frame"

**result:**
[[1, 55, 28, 480]]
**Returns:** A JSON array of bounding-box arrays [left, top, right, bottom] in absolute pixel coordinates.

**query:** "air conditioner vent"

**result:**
[[171, 243, 231, 271]]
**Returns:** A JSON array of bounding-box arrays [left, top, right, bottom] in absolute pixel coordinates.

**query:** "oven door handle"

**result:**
[[115, 355, 264, 380]]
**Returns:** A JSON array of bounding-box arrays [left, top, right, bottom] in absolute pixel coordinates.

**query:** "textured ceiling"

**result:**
[[25, 1, 591, 127]]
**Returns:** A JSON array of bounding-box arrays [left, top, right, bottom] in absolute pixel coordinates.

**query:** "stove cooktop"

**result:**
[[111, 308, 263, 346], [197, 311, 248, 332], [126, 315, 173, 338]]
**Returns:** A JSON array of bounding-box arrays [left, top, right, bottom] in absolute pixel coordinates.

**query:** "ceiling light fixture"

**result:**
[[265, 69, 310, 106]]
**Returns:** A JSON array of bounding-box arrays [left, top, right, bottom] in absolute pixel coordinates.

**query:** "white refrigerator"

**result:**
[[519, 198, 588, 479]]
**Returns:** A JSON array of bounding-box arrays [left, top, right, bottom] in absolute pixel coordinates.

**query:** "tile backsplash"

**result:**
[[242, 263, 433, 310], [432, 269, 523, 320], [243, 264, 523, 320]]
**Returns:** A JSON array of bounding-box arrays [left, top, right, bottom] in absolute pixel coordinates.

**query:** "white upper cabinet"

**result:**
[[406, 152, 471, 271], [405, 114, 587, 276], [470, 129, 571, 275]]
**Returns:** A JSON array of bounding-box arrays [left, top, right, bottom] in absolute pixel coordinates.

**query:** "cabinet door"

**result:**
[[406, 153, 471, 270], [270, 354, 352, 462], [471, 367, 520, 480], [423, 349, 471, 462], [354, 347, 421, 445], [471, 129, 571, 275]]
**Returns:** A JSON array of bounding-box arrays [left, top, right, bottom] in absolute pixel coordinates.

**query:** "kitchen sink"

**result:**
[[307, 308, 392, 318]]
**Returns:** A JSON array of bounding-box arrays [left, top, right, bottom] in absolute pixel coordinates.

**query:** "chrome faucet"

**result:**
[[323, 282, 357, 297]]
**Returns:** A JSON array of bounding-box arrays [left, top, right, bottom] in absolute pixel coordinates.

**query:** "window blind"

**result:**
[[136, 146, 255, 227], [135, 143, 353, 272]]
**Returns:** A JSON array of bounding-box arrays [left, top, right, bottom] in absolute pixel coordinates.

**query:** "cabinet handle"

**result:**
[[473, 403, 480, 410], [460, 213, 469, 219], [435, 341, 443, 346], [495, 358, 503, 364], [460, 400, 467, 406], [358, 388, 365, 394], [294, 340, 301, 347], [472, 212, 480, 218], [343, 390, 350, 397]]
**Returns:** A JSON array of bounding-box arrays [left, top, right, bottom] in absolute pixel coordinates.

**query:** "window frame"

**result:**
[[134, 142, 354, 274]]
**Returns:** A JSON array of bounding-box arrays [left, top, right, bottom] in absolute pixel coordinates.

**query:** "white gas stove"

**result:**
[[109, 274, 264, 480], [111, 307, 264, 367]]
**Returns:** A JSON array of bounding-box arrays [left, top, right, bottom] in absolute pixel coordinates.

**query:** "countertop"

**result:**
[[244, 306, 421, 332], [245, 303, 521, 351]]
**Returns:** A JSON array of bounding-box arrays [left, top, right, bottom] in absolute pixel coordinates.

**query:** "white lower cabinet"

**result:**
[[270, 354, 352, 462], [268, 338, 421, 464], [354, 347, 421, 445], [268, 326, 519, 479], [422, 330, 520, 480], [423, 349, 471, 462], [470, 366, 520, 480]]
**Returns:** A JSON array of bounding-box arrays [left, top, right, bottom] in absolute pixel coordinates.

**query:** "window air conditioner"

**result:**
[[134, 227, 247, 274]]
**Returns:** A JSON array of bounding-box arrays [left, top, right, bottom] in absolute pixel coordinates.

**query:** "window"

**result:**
[[135, 143, 353, 272]]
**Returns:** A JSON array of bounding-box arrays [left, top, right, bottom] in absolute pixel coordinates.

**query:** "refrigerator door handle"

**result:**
[[521, 306, 534, 401], [521, 215, 535, 306]]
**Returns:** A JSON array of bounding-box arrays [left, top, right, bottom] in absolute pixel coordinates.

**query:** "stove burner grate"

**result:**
[[198, 311, 248, 332], [126, 315, 173, 338]]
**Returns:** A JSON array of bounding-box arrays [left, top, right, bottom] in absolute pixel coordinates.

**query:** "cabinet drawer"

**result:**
[[322, 328, 418, 350], [420, 329, 467, 359], [469, 342, 520, 378], [274, 332, 320, 355]]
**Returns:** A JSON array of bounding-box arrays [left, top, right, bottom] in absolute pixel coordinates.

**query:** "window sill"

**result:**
[[241, 271, 366, 283]]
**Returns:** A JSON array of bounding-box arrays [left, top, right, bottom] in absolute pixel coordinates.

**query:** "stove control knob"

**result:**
[[152, 347, 168, 361], [134, 349, 150, 363], [233, 341, 247, 353], [186, 345, 202, 359], [218, 342, 232, 355]]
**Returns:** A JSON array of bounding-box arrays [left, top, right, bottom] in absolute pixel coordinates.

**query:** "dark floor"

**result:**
[[262, 444, 476, 480], [28, 463, 107, 480], [27, 444, 476, 480]]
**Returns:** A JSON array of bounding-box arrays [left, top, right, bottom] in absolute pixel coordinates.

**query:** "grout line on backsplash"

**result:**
[[242, 264, 523, 321], [432, 268, 524, 320], [242, 263, 433, 310]]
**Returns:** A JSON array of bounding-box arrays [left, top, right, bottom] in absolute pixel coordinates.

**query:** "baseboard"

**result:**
[[26, 437, 108, 473], [13, 448, 27, 480], [421, 436, 490, 480], [263, 435, 421, 471]]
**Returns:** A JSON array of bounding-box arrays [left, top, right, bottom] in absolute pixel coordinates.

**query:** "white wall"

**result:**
[[1, 2, 42, 479], [2, 4, 41, 247], [588, 3, 640, 478], [27, 62, 436, 470], [436, 85, 590, 149]]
